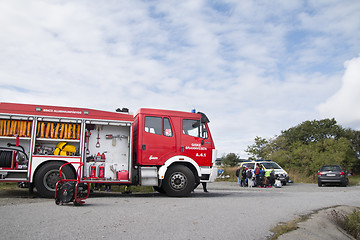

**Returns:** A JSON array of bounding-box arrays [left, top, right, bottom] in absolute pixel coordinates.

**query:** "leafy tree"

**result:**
[[222, 152, 240, 167], [281, 118, 344, 144], [344, 129, 360, 155], [246, 118, 360, 175], [245, 136, 268, 160]]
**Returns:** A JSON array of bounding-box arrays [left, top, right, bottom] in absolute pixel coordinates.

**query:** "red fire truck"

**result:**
[[0, 102, 217, 198]]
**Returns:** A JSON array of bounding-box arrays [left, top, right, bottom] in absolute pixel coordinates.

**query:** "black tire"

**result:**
[[153, 186, 166, 194], [318, 181, 322, 187], [163, 165, 195, 197], [34, 162, 75, 198]]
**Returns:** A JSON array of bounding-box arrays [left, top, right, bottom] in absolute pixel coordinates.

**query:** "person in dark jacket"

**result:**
[[241, 167, 247, 187], [236, 166, 241, 186], [259, 167, 265, 187]]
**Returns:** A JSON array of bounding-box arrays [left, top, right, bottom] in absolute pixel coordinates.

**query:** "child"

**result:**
[[246, 168, 253, 188], [274, 179, 282, 188], [248, 177, 254, 188]]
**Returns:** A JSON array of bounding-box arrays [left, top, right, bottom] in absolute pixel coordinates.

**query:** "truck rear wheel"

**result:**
[[34, 162, 75, 198], [163, 165, 195, 197]]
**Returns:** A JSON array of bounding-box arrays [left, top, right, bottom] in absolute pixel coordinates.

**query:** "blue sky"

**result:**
[[1, 0, 360, 158]]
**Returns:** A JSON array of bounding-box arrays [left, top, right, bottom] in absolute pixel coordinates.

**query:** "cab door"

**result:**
[[180, 118, 213, 166], [139, 116, 176, 165]]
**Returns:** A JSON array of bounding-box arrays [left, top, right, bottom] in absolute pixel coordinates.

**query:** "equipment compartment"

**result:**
[[0, 118, 32, 180], [33, 119, 81, 156], [84, 123, 131, 181]]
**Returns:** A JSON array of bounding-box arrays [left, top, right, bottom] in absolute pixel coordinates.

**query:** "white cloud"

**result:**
[[318, 56, 360, 128], [0, 0, 359, 158]]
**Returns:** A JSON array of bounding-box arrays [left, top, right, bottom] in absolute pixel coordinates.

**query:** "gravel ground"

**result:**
[[0, 182, 359, 240]]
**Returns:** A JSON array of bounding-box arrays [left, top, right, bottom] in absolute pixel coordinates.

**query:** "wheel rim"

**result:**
[[170, 172, 187, 191], [43, 170, 65, 191]]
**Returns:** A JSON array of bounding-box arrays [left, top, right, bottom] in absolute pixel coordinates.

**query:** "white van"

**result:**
[[240, 161, 289, 185]]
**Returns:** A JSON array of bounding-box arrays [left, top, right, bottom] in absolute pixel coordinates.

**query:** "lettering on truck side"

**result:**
[[149, 155, 158, 160], [185, 143, 207, 151], [43, 108, 83, 114], [196, 153, 206, 157]]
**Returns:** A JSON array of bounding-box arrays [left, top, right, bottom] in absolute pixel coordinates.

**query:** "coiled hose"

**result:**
[[0, 151, 13, 168]]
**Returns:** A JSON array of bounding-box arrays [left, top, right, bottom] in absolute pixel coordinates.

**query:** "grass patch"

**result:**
[[0, 182, 154, 194], [87, 183, 154, 193], [270, 207, 335, 239], [217, 167, 317, 184], [101, 184, 153, 193], [269, 214, 310, 240], [348, 175, 360, 186], [217, 167, 318, 184], [330, 208, 360, 239], [0, 182, 18, 190], [216, 166, 237, 182], [287, 170, 315, 183], [212, 166, 360, 186], [286, 170, 360, 185]]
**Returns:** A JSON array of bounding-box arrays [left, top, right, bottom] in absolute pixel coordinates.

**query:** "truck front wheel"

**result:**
[[34, 162, 75, 198], [153, 185, 166, 194], [163, 165, 195, 197]]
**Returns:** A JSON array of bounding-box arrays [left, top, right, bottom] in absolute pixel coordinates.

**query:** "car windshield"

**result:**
[[321, 166, 341, 172], [262, 162, 282, 170]]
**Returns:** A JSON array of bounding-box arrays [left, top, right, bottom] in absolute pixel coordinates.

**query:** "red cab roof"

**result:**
[[136, 108, 202, 119], [0, 102, 133, 122]]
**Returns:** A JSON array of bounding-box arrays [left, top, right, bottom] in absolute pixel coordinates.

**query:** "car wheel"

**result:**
[[318, 181, 322, 187]]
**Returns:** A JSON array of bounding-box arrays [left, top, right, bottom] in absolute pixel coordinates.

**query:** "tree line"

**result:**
[[222, 118, 360, 176]]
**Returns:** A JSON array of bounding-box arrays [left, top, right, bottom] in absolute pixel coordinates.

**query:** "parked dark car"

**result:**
[[317, 165, 348, 187]]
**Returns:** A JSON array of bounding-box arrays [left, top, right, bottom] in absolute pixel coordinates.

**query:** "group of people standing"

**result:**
[[236, 163, 278, 188]]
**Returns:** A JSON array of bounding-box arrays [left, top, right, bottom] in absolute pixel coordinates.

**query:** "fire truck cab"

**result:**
[[134, 108, 217, 196], [0, 102, 217, 197]]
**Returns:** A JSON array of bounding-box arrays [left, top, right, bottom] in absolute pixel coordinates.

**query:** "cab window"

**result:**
[[144, 116, 173, 137], [145, 117, 162, 135], [163, 118, 173, 137], [182, 119, 208, 139]]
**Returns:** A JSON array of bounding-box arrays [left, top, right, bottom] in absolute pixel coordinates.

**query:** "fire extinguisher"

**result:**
[[98, 164, 105, 178], [90, 164, 97, 178]]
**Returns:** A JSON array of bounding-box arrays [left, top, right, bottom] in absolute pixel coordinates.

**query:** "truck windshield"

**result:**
[[182, 119, 208, 139]]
